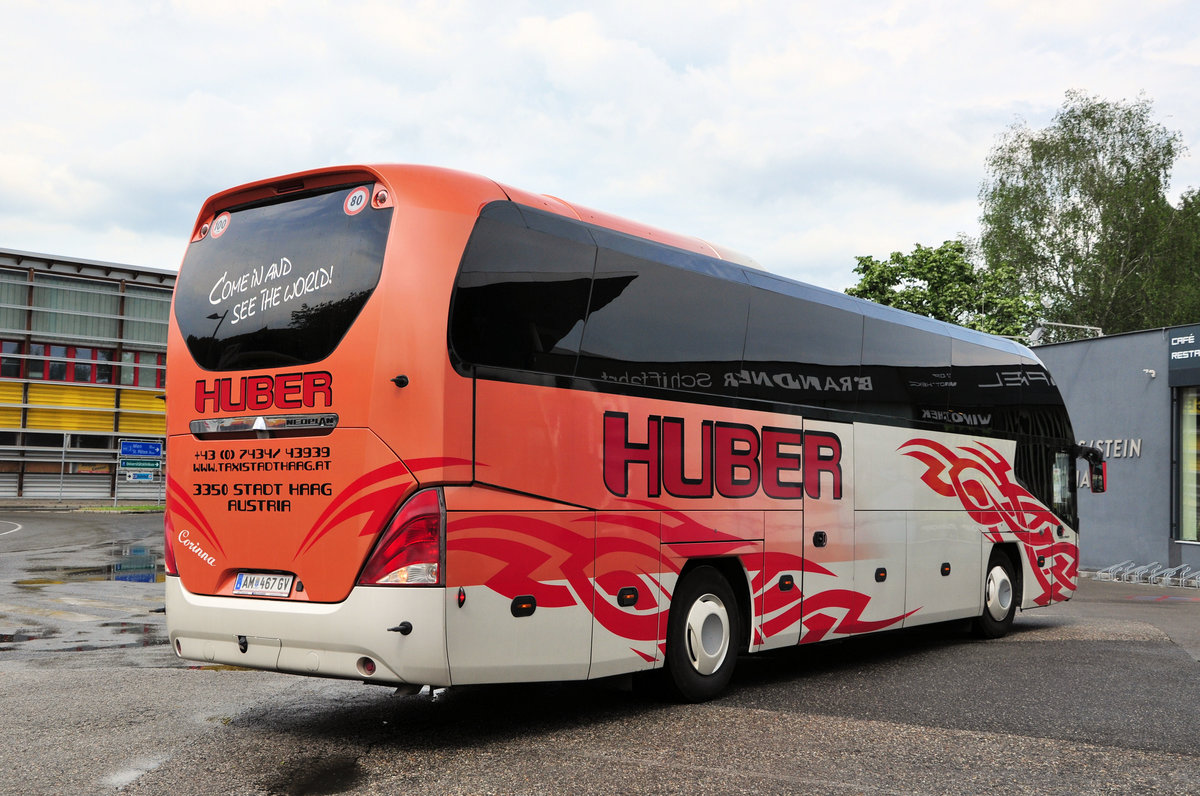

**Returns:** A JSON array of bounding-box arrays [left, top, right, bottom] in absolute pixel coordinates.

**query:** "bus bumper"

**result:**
[[165, 576, 450, 686]]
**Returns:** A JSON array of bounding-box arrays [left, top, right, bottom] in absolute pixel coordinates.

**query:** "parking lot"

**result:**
[[2, 510, 1199, 795]]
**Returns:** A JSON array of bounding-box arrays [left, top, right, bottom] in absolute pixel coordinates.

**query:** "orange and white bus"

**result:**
[[164, 164, 1104, 701]]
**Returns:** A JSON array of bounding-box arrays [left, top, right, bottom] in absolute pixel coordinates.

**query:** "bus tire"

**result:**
[[663, 565, 740, 702], [974, 550, 1016, 639]]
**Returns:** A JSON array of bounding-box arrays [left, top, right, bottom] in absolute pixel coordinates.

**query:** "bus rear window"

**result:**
[[174, 185, 392, 371]]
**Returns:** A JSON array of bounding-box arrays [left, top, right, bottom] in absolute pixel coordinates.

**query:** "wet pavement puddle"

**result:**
[[2, 540, 172, 663]]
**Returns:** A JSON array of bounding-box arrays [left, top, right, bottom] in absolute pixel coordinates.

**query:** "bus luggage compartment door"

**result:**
[[444, 507, 595, 684], [590, 511, 662, 679]]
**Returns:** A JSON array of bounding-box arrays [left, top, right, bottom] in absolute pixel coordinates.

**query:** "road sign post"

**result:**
[[115, 439, 165, 507]]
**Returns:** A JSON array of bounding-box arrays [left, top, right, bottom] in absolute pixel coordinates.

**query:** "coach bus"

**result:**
[[164, 164, 1104, 701]]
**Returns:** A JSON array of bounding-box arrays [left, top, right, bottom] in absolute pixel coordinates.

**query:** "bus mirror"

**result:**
[[1075, 444, 1106, 494]]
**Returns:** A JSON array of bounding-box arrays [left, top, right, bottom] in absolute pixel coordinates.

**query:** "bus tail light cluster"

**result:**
[[358, 488, 444, 586], [163, 513, 179, 576]]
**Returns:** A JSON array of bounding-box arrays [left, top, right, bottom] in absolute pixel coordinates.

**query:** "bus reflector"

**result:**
[[358, 488, 444, 586], [163, 513, 178, 576]]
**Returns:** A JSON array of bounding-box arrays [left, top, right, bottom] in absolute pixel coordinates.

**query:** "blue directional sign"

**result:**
[[119, 439, 163, 458], [120, 458, 161, 470]]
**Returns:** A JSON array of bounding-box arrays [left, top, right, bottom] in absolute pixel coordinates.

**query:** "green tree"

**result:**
[[979, 90, 1188, 340], [845, 240, 1036, 336], [1153, 188, 1200, 325]]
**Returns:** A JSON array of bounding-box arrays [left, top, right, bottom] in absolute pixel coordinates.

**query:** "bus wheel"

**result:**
[[664, 565, 740, 702], [974, 551, 1016, 639]]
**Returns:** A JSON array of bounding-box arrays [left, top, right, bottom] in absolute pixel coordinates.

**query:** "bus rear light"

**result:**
[[163, 514, 179, 576], [358, 488, 444, 586]]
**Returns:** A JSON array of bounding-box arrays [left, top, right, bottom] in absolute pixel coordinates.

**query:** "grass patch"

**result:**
[[77, 504, 164, 512]]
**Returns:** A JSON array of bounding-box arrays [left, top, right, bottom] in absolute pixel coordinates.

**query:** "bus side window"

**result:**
[[860, 316, 951, 423], [450, 205, 595, 376], [741, 288, 863, 410], [575, 246, 749, 396]]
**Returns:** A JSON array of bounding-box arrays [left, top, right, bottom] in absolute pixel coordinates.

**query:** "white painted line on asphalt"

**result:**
[[0, 601, 106, 622], [0, 521, 22, 536], [101, 756, 167, 790], [51, 596, 135, 611]]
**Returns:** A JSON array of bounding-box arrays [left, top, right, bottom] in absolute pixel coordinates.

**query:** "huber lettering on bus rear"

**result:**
[[194, 371, 333, 413]]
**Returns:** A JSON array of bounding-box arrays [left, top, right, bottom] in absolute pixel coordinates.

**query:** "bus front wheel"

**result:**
[[663, 565, 740, 702], [974, 551, 1016, 638]]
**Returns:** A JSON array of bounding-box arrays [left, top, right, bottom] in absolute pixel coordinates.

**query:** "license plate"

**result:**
[[233, 572, 294, 597]]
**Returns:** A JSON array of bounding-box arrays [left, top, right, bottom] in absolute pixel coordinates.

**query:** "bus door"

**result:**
[[1049, 448, 1080, 603], [795, 421, 857, 645], [847, 423, 911, 634]]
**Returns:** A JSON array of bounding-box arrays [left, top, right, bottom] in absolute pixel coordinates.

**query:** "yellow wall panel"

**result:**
[[0, 381, 22, 405], [28, 408, 114, 431], [119, 389, 166, 413], [0, 380, 22, 427], [119, 414, 166, 435], [28, 383, 117, 409], [118, 390, 165, 435]]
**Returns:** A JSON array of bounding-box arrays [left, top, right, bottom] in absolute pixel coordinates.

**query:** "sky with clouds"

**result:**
[[1, 0, 1198, 291]]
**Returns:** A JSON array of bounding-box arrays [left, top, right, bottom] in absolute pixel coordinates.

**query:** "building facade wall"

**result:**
[[1038, 329, 1200, 571], [0, 248, 173, 500]]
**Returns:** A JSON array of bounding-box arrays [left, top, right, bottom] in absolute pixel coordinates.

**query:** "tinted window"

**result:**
[[1013, 440, 1076, 526], [174, 185, 392, 371], [449, 203, 596, 375], [576, 247, 749, 396], [947, 338, 1023, 433], [741, 287, 863, 409], [860, 316, 952, 422], [446, 201, 1067, 440]]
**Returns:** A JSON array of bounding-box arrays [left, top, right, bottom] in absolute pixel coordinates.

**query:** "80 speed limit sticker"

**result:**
[[344, 187, 370, 216]]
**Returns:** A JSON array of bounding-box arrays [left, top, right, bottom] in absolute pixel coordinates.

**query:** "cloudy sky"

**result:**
[[2, 0, 1198, 291]]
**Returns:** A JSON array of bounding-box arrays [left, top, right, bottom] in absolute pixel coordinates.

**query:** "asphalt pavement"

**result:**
[[2, 508, 1199, 794]]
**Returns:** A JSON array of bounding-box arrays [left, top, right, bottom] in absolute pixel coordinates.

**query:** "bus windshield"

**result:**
[[173, 184, 392, 372]]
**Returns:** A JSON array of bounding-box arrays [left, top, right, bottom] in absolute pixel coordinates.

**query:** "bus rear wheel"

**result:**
[[663, 565, 740, 702], [974, 551, 1016, 638]]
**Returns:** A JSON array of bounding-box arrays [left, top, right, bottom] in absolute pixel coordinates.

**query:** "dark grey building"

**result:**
[[1038, 327, 1200, 572]]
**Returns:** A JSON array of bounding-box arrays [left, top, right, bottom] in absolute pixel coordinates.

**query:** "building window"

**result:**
[[31, 273, 120, 340], [1180, 387, 1200, 542], [0, 341, 21, 378], [119, 351, 164, 388], [25, 432, 63, 448], [48, 345, 68, 380], [122, 285, 172, 345], [69, 434, 111, 450], [25, 343, 117, 384], [27, 343, 43, 379], [96, 349, 114, 384]]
